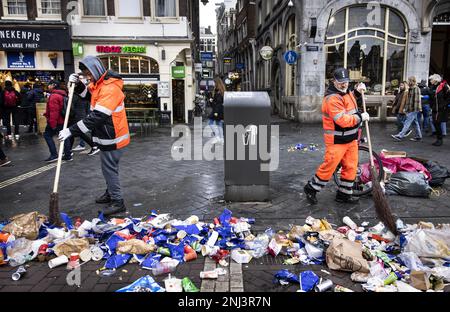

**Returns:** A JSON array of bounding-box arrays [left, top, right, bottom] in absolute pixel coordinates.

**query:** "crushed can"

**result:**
[[315, 279, 333, 292], [182, 277, 200, 292], [12, 266, 27, 281]]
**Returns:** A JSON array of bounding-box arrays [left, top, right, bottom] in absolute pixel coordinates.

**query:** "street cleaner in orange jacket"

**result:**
[[304, 67, 369, 204], [58, 56, 130, 216]]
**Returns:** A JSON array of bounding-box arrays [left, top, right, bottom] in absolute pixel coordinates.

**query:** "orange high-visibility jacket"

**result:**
[[322, 86, 362, 145], [70, 71, 130, 151]]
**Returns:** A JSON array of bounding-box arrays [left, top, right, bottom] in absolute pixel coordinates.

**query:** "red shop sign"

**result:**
[[96, 46, 122, 53]]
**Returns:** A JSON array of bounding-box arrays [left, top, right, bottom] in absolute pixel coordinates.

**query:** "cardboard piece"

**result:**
[[2, 212, 40, 240], [326, 238, 370, 273], [409, 270, 431, 291]]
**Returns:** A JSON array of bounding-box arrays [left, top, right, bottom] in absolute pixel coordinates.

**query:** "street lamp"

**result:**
[[201, 0, 209, 6]]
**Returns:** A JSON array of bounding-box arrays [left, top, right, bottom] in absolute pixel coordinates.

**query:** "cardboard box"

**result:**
[[410, 271, 430, 291], [381, 149, 407, 158]]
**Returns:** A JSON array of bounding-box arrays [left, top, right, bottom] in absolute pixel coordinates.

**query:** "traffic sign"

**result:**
[[284, 50, 298, 65]]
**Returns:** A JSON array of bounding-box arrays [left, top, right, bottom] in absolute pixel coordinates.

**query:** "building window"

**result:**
[[325, 6, 408, 95], [155, 0, 176, 17], [99, 56, 159, 75], [4, 0, 26, 15], [285, 15, 296, 96], [39, 0, 60, 15], [83, 0, 106, 16], [117, 0, 141, 18]]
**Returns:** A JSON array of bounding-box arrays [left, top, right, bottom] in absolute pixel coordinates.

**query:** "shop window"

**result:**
[[83, 0, 106, 16], [117, 0, 141, 18], [3, 0, 26, 15], [155, 0, 176, 17], [325, 6, 408, 96], [99, 56, 159, 75], [39, 0, 60, 16]]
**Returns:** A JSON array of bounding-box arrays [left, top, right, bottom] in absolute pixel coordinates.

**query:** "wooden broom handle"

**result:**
[[53, 82, 75, 193], [361, 90, 376, 168]]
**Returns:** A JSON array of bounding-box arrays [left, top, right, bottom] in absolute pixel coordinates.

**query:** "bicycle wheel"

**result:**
[[333, 145, 384, 197]]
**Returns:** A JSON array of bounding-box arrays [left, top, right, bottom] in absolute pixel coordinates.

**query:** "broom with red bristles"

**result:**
[[361, 90, 398, 236]]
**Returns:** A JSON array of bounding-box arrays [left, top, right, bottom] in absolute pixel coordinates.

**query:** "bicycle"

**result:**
[[333, 131, 384, 197]]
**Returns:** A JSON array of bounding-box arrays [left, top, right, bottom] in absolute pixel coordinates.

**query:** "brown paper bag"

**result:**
[[54, 238, 90, 257], [410, 271, 430, 291], [117, 239, 155, 255], [326, 238, 370, 273], [2, 212, 40, 240]]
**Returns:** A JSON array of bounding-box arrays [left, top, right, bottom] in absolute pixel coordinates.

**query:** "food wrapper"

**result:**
[[54, 238, 90, 257], [116, 275, 165, 292], [2, 212, 40, 240]]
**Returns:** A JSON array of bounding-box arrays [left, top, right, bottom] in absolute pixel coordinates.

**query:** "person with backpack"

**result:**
[[1, 80, 21, 140], [43, 80, 72, 162]]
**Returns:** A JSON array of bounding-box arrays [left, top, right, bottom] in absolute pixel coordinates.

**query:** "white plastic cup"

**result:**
[[343, 216, 358, 230], [206, 231, 219, 247], [201, 245, 219, 257], [48, 255, 69, 269]]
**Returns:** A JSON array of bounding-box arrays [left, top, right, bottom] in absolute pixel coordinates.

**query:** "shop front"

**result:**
[[0, 24, 73, 87]]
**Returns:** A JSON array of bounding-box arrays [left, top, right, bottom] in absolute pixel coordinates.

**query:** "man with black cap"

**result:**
[[304, 67, 369, 204], [43, 80, 72, 162], [58, 56, 130, 216]]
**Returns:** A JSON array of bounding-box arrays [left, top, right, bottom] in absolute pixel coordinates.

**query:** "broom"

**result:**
[[361, 91, 398, 236], [49, 82, 76, 226]]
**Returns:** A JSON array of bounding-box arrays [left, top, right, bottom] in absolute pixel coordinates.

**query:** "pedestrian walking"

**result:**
[[43, 80, 72, 163], [0, 80, 21, 141], [429, 74, 450, 146], [208, 77, 225, 144], [391, 81, 411, 135], [392, 76, 422, 142], [304, 67, 369, 205], [26, 82, 44, 133], [59, 56, 130, 216], [419, 80, 432, 133]]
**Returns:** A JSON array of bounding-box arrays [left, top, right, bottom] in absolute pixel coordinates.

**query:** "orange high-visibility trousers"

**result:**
[[310, 140, 359, 194]]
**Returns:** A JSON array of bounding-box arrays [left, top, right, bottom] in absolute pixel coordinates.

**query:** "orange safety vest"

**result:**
[[322, 91, 361, 145], [88, 72, 130, 150]]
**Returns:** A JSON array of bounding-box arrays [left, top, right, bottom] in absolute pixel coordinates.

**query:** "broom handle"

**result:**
[[52, 82, 75, 193], [360, 90, 376, 168]]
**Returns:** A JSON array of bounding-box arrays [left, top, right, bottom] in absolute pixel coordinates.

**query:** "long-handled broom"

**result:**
[[361, 91, 398, 235], [49, 82, 76, 226]]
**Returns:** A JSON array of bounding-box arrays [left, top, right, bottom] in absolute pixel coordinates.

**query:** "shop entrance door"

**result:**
[[172, 79, 185, 123], [430, 25, 450, 78]]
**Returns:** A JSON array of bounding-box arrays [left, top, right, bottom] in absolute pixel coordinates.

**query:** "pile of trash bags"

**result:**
[[360, 153, 450, 198], [0, 209, 449, 292]]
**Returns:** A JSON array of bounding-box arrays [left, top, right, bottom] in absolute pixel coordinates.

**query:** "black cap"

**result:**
[[333, 67, 350, 83], [48, 80, 60, 88]]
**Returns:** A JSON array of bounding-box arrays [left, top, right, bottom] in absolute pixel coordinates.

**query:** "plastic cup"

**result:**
[[48, 255, 69, 269], [90, 246, 104, 261]]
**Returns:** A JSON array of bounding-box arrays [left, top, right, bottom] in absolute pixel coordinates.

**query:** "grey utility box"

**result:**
[[224, 92, 271, 202]]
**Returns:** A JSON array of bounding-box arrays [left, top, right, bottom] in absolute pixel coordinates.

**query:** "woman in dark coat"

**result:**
[[208, 78, 225, 144], [429, 74, 450, 146]]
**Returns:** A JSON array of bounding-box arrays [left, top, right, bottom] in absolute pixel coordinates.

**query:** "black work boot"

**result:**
[[335, 191, 359, 204], [95, 190, 112, 204], [432, 139, 443, 146], [101, 199, 127, 216], [304, 184, 318, 205]]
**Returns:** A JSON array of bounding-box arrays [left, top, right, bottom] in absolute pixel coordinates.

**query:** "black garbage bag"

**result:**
[[424, 161, 450, 187], [385, 172, 432, 198]]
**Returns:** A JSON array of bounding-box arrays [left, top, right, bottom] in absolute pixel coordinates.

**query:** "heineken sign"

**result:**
[[172, 66, 185, 79], [96, 46, 147, 54]]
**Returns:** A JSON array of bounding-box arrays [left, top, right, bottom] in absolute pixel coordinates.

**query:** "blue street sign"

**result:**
[[200, 52, 213, 61], [284, 50, 298, 65], [236, 63, 245, 70]]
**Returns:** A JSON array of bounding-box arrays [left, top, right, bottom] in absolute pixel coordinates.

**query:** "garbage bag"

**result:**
[[2, 212, 40, 240], [116, 275, 165, 292], [403, 228, 450, 259], [385, 172, 432, 198], [424, 161, 450, 187], [325, 238, 370, 273]]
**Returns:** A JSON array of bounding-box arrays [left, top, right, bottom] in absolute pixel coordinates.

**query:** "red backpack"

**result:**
[[4, 90, 18, 108]]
